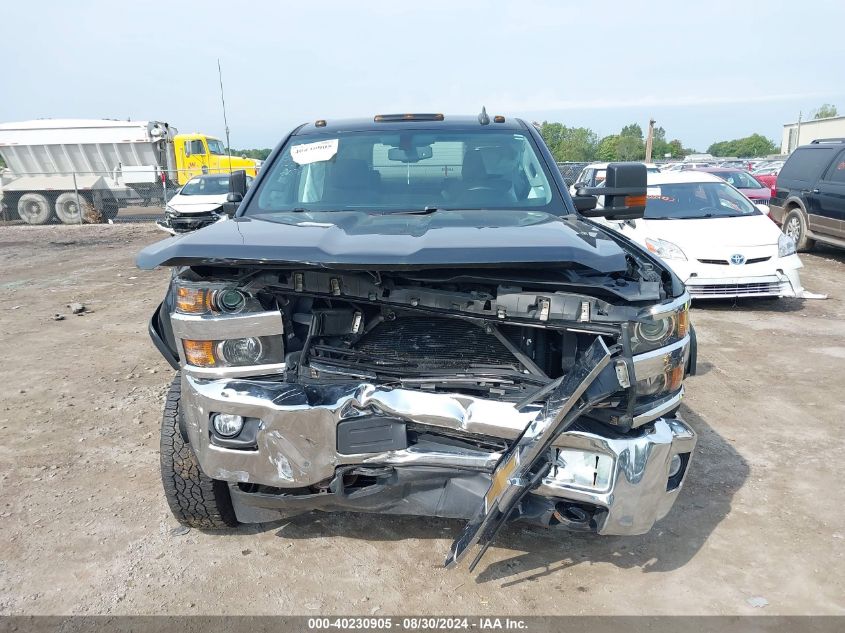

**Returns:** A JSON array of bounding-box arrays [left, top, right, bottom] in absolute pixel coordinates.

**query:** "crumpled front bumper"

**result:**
[[156, 212, 226, 235], [666, 253, 804, 299], [181, 374, 696, 536]]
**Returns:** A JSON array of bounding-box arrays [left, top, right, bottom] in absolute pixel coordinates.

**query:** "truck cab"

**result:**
[[173, 133, 259, 184]]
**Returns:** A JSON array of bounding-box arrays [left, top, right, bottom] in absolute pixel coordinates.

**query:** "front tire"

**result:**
[[160, 374, 238, 529], [783, 207, 815, 252]]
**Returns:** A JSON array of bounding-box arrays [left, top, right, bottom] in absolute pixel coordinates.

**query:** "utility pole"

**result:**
[[645, 118, 656, 162], [794, 110, 803, 153]]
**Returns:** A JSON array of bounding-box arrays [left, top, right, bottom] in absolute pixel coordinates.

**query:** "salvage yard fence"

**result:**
[[0, 168, 248, 226], [0, 163, 590, 227]]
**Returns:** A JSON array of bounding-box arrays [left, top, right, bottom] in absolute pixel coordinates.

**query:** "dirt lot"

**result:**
[[0, 224, 843, 616]]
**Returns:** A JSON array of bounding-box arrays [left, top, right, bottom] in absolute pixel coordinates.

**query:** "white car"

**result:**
[[599, 171, 804, 299], [157, 173, 253, 235], [570, 162, 660, 195]]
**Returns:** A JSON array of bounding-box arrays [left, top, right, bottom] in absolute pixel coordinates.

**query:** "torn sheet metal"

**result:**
[[444, 337, 616, 570]]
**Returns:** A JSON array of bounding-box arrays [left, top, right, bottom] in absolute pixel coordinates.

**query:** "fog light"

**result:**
[[551, 449, 613, 491], [668, 454, 682, 478], [212, 413, 244, 438]]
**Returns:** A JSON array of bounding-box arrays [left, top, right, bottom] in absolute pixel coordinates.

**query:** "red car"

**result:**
[[751, 164, 783, 194], [691, 167, 772, 203]]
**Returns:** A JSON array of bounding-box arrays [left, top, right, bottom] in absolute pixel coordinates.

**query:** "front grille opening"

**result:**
[[697, 256, 771, 266], [353, 316, 517, 370], [688, 281, 786, 296]]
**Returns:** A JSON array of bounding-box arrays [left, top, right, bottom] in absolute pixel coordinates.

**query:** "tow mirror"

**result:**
[[222, 192, 242, 217], [572, 162, 647, 220], [228, 169, 248, 197]]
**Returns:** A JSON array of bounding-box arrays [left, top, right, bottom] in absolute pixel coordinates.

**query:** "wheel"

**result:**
[[54, 192, 98, 224], [17, 193, 53, 225], [783, 207, 815, 252], [160, 373, 238, 529]]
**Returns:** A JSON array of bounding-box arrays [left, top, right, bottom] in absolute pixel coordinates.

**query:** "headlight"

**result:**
[[183, 335, 282, 368], [175, 284, 256, 315], [778, 233, 796, 257], [629, 301, 690, 355], [645, 237, 687, 261], [629, 298, 691, 401]]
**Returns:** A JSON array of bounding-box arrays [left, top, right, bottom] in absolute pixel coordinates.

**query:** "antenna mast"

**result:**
[[217, 58, 232, 173]]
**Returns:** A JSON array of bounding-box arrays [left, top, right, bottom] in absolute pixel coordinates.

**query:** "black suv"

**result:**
[[770, 139, 845, 250]]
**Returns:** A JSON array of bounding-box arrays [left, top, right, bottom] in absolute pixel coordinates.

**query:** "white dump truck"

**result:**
[[0, 119, 259, 224]]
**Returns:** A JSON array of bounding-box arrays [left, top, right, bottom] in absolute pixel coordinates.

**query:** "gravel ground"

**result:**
[[0, 223, 843, 615]]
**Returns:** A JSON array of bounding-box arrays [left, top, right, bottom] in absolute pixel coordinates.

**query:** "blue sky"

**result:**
[[2, 0, 843, 151]]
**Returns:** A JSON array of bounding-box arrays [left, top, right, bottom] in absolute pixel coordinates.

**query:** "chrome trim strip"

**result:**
[[632, 335, 690, 381], [632, 389, 684, 426], [184, 362, 287, 379], [632, 335, 689, 364], [639, 292, 691, 320], [362, 445, 502, 471], [171, 310, 283, 340]]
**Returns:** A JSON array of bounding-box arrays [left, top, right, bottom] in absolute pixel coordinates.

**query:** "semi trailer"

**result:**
[[0, 119, 259, 224]]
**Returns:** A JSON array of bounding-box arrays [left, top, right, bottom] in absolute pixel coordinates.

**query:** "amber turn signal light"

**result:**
[[183, 340, 216, 367], [176, 287, 210, 314], [624, 195, 647, 208], [677, 306, 690, 338]]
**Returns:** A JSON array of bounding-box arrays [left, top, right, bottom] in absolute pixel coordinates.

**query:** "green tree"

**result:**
[[0, 155, 5, 169], [813, 104, 838, 119], [620, 123, 644, 139], [614, 122, 645, 160], [667, 139, 690, 158], [707, 134, 777, 157], [596, 135, 620, 161], [538, 122, 598, 161], [232, 148, 273, 161]]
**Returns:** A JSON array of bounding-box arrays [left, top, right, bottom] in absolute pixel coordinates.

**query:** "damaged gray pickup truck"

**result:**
[[138, 113, 697, 569]]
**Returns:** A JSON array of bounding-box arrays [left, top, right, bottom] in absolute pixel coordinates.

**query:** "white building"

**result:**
[[782, 115, 845, 153]]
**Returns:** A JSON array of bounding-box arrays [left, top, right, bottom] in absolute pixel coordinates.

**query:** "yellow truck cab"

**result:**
[[173, 133, 259, 184]]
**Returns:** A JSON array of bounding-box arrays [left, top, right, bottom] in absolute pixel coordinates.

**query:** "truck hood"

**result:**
[[136, 209, 630, 273], [629, 214, 781, 249], [167, 193, 226, 215]]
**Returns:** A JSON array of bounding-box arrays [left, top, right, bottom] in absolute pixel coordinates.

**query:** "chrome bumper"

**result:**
[[535, 417, 695, 535], [182, 375, 695, 536]]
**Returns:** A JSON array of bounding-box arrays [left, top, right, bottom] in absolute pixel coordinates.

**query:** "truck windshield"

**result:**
[[247, 129, 562, 214], [207, 139, 226, 155], [180, 176, 232, 196], [645, 182, 761, 219]]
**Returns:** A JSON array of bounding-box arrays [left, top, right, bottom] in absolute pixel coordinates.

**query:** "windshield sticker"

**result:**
[[291, 139, 339, 165]]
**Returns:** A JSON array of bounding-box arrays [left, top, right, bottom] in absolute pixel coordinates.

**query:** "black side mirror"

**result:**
[[222, 170, 249, 217], [573, 162, 647, 220], [228, 169, 248, 197], [222, 192, 243, 217], [572, 194, 597, 212]]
